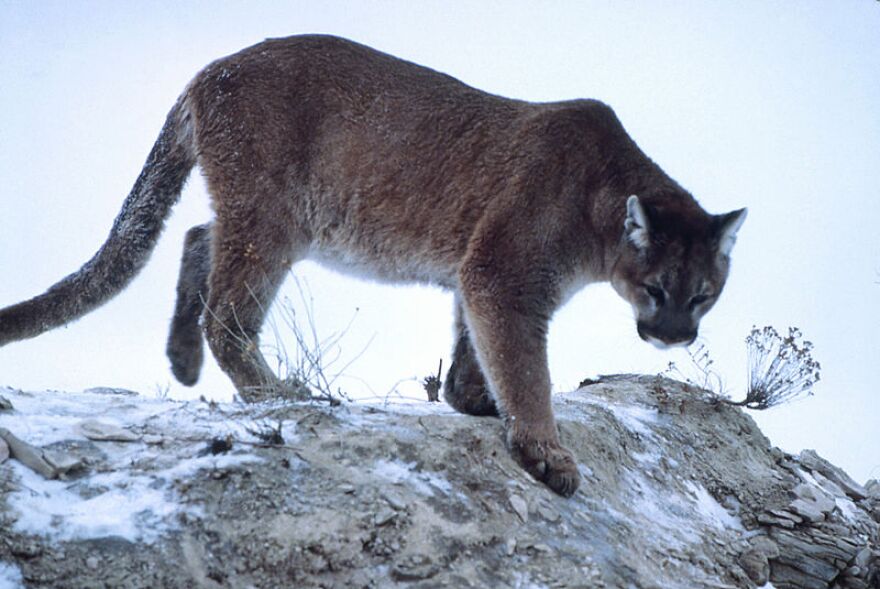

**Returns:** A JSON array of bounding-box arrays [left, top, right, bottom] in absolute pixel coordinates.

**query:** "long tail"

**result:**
[[0, 97, 196, 345]]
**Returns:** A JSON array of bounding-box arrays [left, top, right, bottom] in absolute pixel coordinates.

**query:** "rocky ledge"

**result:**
[[0, 375, 877, 588]]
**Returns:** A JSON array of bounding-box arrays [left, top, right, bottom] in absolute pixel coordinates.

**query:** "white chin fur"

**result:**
[[646, 336, 671, 350], [645, 335, 691, 350]]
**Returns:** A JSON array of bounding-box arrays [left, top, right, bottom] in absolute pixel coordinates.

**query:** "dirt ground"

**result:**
[[1, 376, 877, 588]]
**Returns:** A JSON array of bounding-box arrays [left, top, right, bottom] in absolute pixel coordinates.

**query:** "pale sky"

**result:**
[[1, 1, 878, 482]]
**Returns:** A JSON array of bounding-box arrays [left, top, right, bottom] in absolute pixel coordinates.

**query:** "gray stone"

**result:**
[[771, 531, 857, 586], [42, 449, 84, 477], [776, 528, 858, 564], [855, 547, 872, 568], [792, 483, 837, 514], [78, 419, 140, 442], [83, 387, 139, 396], [748, 535, 781, 559], [769, 508, 804, 524], [372, 507, 397, 527], [7, 537, 43, 558], [382, 490, 406, 510], [799, 449, 868, 501], [505, 537, 517, 556], [758, 512, 797, 528], [0, 427, 57, 478], [537, 503, 560, 522], [812, 471, 849, 499], [769, 561, 829, 589], [391, 555, 439, 581], [739, 547, 770, 584], [0, 395, 13, 411], [508, 493, 529, 523], [789, 499, 826, 523]]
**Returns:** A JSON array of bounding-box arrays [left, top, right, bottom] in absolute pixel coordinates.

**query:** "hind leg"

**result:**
[[202, 218, 306, 402], [167, 223, 212, 386], [444, 296, 499, 416]]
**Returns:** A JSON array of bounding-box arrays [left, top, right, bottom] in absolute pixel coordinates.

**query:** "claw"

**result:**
[[507, 432, 581, 497]]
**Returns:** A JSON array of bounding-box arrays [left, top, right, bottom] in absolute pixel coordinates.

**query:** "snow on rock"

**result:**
[[0, 387, 269, 548], [371, 459, 454, 497], [0, 376, 878, 589], [0, 561, 23, 589]]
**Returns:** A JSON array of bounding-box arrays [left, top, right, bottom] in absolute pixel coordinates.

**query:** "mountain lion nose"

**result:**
[[637, 322, 697, 348]]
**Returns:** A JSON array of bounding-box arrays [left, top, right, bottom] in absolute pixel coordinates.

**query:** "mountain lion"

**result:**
[[0, 35, 746, 496]]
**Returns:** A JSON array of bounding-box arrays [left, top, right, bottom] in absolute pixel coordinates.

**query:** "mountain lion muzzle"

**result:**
[[0, 35, 746, 497]]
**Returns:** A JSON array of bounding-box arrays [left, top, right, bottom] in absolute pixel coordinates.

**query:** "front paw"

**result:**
[[507, 429, 580, 497]]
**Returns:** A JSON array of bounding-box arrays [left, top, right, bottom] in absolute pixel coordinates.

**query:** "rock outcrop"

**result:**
[[0, 376, 877, 588]]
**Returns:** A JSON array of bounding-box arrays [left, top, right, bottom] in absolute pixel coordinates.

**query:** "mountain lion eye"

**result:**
[[644, 284, 665, 304], [689, 294, 710, 310]]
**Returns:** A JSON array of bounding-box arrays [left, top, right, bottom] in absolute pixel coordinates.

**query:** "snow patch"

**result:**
[[577, 394, 659, 438], [835, 496, 859, 521], [511, 570, 550, 589], [333, 402, 458, 444], [796, 468, 821, 487], [622, 475, 744, 552], [161, 452, 263, 481], [0, 387, 264, 544], [357, 399, 458, 416], [7, 452, 262, 543], [371, 459, 451, 496], [632, 449, 662, 465], [8, 462, 173, 543], [0, 561, 23, 589], [685, 481, 744, 531], [336, 400, 457, 427], [609, 403, 659, 437], [624, 473, 698, 547]]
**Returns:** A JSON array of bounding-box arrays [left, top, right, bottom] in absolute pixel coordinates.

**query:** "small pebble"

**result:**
[[505, 538, 517, 556], [383, 491, 407, 510], [508, 493, 529, 523], [374, 508, 397, 527]]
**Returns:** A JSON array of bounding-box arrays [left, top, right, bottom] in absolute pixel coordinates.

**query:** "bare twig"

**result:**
[[202, 275, 369, 405], [423, 359, 443, 402], [257, 276, 377, 405], [664, 341, 726, 397], [245, 420, 286, 445]]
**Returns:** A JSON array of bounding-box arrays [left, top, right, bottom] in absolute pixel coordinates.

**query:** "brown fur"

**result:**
[[0, 35, 747, 496]]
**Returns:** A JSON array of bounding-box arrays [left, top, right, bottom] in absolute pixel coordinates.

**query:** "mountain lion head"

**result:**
[[611, 195, 747, 348]]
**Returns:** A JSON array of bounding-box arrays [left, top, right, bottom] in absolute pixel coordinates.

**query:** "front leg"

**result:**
[[458, 260, 579, 497]]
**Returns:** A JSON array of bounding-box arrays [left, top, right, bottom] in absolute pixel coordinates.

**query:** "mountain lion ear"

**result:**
[[625, 195, 650, 250], [716, 208, 748, 257]]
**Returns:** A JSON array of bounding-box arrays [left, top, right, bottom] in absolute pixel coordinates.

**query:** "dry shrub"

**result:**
[[664, 325, 821, 410], [730, 326, 821, 410]]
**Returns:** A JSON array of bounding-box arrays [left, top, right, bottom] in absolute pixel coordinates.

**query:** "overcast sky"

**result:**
[[1, 1, 878, 483]]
